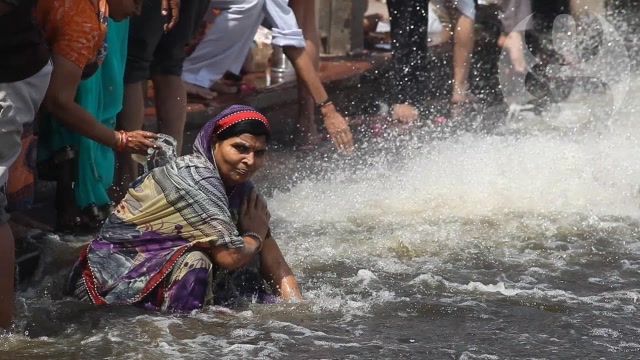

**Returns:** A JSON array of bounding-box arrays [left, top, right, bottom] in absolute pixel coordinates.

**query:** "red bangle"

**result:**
[[116, 130, 128, 151]]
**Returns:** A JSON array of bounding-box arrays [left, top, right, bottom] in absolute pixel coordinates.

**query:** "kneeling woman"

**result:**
[[68, 105, 301, 312]]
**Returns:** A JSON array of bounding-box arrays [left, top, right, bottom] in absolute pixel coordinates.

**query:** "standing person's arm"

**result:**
[[283, 46, 354, 153], [43, 54, 158, 154]]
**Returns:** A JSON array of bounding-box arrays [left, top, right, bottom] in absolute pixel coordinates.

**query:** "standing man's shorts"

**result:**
[[124, 0, 211, 83], [0, 61, 52, 224], [432, 0, 476, 20]]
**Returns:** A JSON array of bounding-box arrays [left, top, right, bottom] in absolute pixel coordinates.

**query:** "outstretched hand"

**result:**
[[321, 103, 354, 154], [161, 0, 180, 31], [125, 130, 159, 155]]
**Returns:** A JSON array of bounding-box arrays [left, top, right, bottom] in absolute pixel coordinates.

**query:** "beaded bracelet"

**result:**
[[242, 232, 263, 253]]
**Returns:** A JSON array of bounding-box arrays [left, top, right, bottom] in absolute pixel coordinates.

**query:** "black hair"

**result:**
[[215, 119, 271, 142]]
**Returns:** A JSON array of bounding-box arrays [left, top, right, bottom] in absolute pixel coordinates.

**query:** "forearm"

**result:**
[[272, 272, 302, 300], [44, 99, 118, 149], [210, 236, 260, 270], [283, 46, 328, 103], [260, 237, 302, 300]]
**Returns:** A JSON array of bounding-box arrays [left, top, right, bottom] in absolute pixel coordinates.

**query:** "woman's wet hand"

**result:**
[[321, 104, 354, 154], [124, 130, 159, 154], [238, 189, 270, 240]]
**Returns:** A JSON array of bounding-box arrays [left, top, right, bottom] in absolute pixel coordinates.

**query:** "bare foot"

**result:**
[[211, 80, 238, 95], [184, 82, 216, 100], [391, 103, 418, 124]]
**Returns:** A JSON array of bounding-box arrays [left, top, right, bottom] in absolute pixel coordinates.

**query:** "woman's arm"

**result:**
[[44, 54, 120, 148], [259, 235, 302, 300], [42, 54, 157, 153], [283, 46, 353, 153], [209, 188, 270, 270], [208, 235, 261, 270]]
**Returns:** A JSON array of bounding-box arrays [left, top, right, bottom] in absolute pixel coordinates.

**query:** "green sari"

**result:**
[[38, 19, 128, 211]]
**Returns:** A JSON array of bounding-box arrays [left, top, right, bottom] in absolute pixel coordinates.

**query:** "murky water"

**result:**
[[4, 32, 640, 360]]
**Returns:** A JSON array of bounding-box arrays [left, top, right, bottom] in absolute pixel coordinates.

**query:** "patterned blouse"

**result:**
[[35, 0, 108, 77]]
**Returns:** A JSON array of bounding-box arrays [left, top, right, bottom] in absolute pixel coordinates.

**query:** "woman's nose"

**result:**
[[243, 152, 255, 166]]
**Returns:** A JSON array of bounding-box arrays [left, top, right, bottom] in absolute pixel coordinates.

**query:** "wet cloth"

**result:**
[[182, 0, 305, 89], [37, 18, 128, 212], [72, 105, 270, 312]]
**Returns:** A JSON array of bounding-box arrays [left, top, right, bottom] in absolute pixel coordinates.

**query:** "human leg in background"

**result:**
[[289, 0, 321, 146], [115, 0, 209, 202], [182, 0, 266, 101], [116, 0, 167, 201], [0, 216, 14, 329], [152, 0, 210, 155], [0, 62, 51, 329], [451, 12, 475, 105], [498, 0, 533, 74], [386, 0, 430, 122]]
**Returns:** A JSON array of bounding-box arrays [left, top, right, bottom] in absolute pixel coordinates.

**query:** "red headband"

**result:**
[[213, 110, 271, 134]]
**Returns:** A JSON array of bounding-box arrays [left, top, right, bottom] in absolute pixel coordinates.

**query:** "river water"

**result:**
[[4, 40, 640, 360]]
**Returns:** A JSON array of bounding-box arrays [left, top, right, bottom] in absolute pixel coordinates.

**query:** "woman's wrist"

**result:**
[[242, 232, 263, 253], [115, 130, 128, 152], [318, 100, 336, 117]]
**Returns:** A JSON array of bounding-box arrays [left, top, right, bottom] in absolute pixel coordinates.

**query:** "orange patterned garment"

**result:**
[[35, 0, 108, 70]]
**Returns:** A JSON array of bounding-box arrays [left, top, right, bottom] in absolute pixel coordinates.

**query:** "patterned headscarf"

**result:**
[[193, 105, 270, 165]]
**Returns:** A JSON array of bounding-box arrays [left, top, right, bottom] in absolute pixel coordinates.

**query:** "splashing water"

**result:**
[[5, 29, 640, 360]]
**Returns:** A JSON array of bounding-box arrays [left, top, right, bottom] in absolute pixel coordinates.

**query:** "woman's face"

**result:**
[[213, 133, 267, 186], [108, 0, 142, 21]]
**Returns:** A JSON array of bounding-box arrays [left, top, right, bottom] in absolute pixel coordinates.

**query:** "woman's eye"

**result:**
[[255, 150, 266, 157], [234, 145, 249, 153]]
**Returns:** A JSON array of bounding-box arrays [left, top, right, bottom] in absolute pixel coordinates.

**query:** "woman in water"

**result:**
[[68, 105, 302, 312]]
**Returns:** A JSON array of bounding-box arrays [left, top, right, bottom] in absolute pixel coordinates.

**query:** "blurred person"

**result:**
[[385, 0, 431, 123], [67, 105, 302, 312], [114, 0, 210, 202], [0, 0, 52, 329], [497, 0, 533, 74], [35, 0, 158, 232], [181, 0, 353, 153], [432, 0, 476, 113]]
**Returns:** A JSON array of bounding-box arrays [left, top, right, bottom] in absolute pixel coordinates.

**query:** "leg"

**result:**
[[152, 74, 187, 153], [112, 82, 145, 202], [162, 250, 213, 313], [182, 0, 266, 100], [499, 0, 533, 74], [289, 0, 321, 145], [0, 198, 15, 329], [386, 0, 430, 120], [451, 13, 475, 104], [115, 0, 167, 201], [151, 0, 213, 155]]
